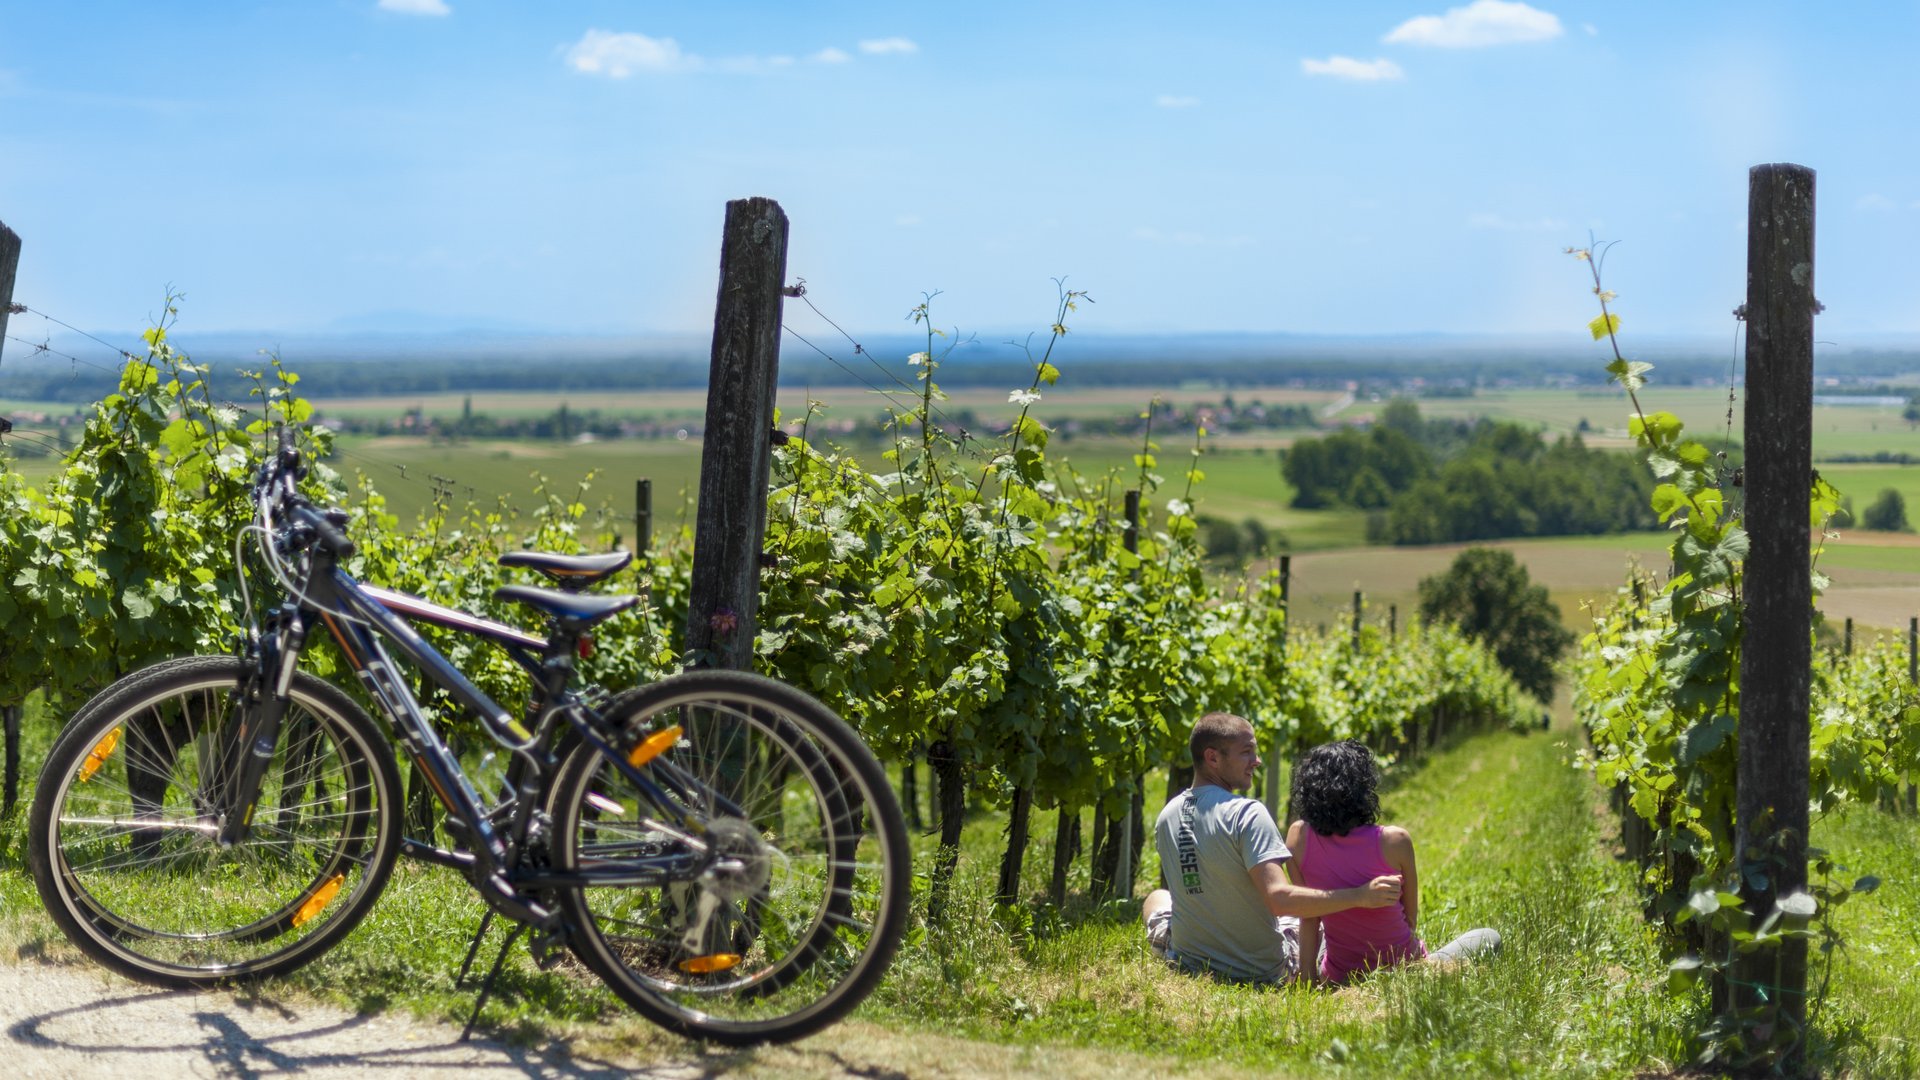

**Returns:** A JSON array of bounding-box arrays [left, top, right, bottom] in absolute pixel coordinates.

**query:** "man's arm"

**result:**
[[1282, 821, 1323, 983], [1249, 859, 1401, 918]]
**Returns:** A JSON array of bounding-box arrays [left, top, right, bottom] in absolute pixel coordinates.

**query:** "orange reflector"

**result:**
[[292, 873, 346, 928], [78, 727, 123, 783], [627, 725, 683, 767], [677, 953, 742, 974]]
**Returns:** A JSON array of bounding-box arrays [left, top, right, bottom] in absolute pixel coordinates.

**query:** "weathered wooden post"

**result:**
[[1733, 163, 1815, 1050], [2, 219, 22, 818], [1351, 589, 1363, 649], [1844, 616, 1853, 657], [685, 198, 788, 672], [633, 478, 652, 559], [1910, 616, 1918, 814], [1271, 554, 1292, 823], [0, 218, 20, 349], [1117, 489, 1143, 902], [1, 705, 19, 818]]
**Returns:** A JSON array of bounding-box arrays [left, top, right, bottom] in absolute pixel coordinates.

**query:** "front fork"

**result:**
[[214, 606, 307, 847]]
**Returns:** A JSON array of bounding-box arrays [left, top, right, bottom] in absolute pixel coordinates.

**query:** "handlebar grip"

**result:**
[[296, 505, 357, 560]]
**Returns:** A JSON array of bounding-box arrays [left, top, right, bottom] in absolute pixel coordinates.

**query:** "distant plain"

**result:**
[[5, 379, 1916, 630]]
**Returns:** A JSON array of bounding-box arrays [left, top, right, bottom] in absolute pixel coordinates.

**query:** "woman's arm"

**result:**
[[1381, 825, 1418, 931], [1283, 820, 1307, 883], [1296, 916, 1322, 984]]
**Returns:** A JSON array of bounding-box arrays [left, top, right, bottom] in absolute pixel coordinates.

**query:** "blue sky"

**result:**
[[2, 1, 1917, 345]]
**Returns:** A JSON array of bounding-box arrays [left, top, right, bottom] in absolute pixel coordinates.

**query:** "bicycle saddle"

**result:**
[[493, 584, 641, 626], [497, 550, 633, 591]]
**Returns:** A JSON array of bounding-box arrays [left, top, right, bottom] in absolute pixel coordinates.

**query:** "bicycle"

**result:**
[[27, 430, 910, 1045]]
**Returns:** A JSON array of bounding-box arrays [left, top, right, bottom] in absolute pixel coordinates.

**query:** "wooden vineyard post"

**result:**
[[1116, 489, 1143, 903], [633, 478, 652, 559], [686, 198, 788, 672], [1733, 162, 1816, 1051], [1351, 589, 1363, 649], [1, 705, 18, 818], [1271, 554, 1291, 824], [1, 219, 21, 816], [0, 219, 19, 352]]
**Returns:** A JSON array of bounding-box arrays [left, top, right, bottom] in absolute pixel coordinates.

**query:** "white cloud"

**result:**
[[1301, 56, 1405, 81], [811, 47, 851, 64], [1467, 211, 1570, 232], [378, 0, 450, 15], [858, 37, 918, 55], [1385, 1, 1562, 48], [896, 215, 922, 227], [1582, 22, 1599, 36], [1156, 94, 1200, 108], [566, 30, 697, 77], [1857, 193, 1898, 211]]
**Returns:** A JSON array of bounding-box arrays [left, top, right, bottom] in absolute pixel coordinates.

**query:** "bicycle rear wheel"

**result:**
[[545, 669, 909, 1045], [28, 656, 402, 985]]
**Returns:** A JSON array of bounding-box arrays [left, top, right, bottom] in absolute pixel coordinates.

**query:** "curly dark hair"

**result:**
[[1291, 740, 1380, 837]]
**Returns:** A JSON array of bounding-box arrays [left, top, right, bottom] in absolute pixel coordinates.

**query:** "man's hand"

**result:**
[[1359, 874, 1403, 907]]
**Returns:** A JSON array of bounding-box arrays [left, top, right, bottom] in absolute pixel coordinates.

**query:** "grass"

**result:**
[[3, 690, 1917, 1075], [1803, 802, 1920, 1076], [858, 722, 1693, 1077]]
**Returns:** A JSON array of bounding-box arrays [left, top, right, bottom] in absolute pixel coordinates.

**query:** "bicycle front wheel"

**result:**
[[28, 656, 402, 985], [545, 669, 909, 1045]]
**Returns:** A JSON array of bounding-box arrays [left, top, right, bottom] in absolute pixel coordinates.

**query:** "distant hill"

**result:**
[[4, 329, 1917, 403]]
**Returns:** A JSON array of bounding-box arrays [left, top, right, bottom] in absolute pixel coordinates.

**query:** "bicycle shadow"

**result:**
[[0, 946, 912, 1079], [4, 977, 673, 1078]]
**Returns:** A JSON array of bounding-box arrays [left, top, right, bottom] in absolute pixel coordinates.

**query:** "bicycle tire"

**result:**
[[29, 655, 403, 986], [544, 669, 909, 1045]]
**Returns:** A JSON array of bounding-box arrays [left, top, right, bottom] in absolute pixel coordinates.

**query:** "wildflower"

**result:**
[[1166, 499, 1192, 517], [907, 352, 930, 367], [1008, 389, 1041, 407]]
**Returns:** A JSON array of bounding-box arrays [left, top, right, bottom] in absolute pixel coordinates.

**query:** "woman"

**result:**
[[1285, 740, 1500, 984]]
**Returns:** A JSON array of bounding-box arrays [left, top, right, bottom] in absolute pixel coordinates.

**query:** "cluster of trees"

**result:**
[[316, 398, 687, 442], [1857, 489, 1912, 532], [1280, 399, 1658, 544]]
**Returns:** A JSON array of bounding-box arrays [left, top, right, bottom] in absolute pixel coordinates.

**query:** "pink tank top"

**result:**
[[1297, 824, 1425, 983]]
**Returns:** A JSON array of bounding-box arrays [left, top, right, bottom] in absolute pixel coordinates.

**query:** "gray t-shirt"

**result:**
[[1153, 784, 1296, 982]]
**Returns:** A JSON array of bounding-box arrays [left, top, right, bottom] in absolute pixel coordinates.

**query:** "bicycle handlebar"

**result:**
[[256, 426, 355, 560]]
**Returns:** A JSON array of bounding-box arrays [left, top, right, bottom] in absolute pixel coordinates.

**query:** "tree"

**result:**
[[1417, 547, 1573, 703], [1861, 488, 1912, 532]]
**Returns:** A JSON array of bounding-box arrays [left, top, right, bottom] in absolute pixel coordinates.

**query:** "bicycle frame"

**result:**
[[229, 551, 723, 929]]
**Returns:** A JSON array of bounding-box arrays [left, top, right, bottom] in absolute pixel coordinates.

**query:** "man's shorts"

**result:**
[[1145, 907, 1176, 961], [1145, 910, 1301, 982]]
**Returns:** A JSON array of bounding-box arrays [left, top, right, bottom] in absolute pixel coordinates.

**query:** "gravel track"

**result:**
[[0, 958, 697, 1079]]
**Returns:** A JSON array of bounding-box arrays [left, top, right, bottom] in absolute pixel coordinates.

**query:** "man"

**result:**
[[1142, 712, 1403, 982]]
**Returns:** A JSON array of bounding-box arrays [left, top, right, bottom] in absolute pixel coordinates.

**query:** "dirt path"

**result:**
[[0, 954, 1214, 1080], [0, 958, 689, 1079]]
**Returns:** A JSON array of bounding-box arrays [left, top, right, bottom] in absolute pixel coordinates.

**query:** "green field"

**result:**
[[1372, 386, 1920, 460], [6, 381, 1916, 632]]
